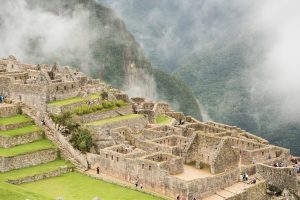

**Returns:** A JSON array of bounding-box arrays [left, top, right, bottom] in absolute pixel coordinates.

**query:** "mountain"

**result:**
[[0, 0, 202, 120], [97, 0, 300, 155]]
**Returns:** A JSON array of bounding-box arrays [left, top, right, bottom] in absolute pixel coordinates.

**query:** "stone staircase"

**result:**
[[203, 175, 266, 200]]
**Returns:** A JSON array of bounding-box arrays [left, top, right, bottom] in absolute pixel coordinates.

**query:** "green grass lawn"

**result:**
[[48, 94, 101, 106], [155, 114, 172, 125], [0, 125, 41, 137], [0, 115, 33, 125], [20, 172, 163, 200], [85, 114, 143, 126], [0, 139, 55, 157]]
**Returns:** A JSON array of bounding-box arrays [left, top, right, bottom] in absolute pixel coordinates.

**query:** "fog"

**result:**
[[98, 0, 300, 124], [0, 0, 156, 99]]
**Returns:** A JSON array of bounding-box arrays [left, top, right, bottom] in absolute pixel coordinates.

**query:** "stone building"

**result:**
[[0, 56, 299, 200]]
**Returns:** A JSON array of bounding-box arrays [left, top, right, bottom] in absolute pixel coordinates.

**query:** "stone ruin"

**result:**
[[0, 56, 299, 200]]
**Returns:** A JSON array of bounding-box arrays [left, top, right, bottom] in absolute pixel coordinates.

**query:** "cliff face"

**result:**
[[22, 0, 202, 120]]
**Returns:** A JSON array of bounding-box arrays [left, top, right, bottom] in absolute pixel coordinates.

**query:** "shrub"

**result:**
[[116, 100, 127, 107], [102, 101, 114, 109], [70, 128, 93, 152], [101, 91, 108, 100]]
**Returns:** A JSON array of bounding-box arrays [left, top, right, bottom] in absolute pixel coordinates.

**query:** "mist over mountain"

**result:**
[[98, 0, 300, 155], [0, 0, 202, 120]]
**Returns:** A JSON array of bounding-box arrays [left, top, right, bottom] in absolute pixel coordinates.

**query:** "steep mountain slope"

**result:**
[[96, 0, 300, 155], [1, 0, 202, 120]]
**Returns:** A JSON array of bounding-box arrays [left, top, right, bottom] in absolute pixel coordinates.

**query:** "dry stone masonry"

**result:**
[[0, 56, 299, 200]]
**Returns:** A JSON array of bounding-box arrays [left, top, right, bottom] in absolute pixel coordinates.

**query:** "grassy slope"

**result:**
[[156, 114, 172, 125], [48, 94, 101, 106], [21, 172, 162, 200], [0, 125, 41, 137], [0, 139, 55, 157], [0, 160, 72, 181], [86, 114, 142, 126], [0, 115, 32, 125]]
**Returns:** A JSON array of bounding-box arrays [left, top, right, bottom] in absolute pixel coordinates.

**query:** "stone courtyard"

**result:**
[[0, 55, 299, 199]]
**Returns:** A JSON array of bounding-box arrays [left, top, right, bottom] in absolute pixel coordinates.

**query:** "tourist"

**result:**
[[181, 196, 185, 200], [176, 195, 180, 200], [0, 95, 3, 103], [135, 181, 138, 188], [96, 166, 100, 174], [140, 183, 143, 190]]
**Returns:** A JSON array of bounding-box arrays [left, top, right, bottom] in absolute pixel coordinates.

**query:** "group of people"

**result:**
[[241, 173, 256, 184], [134, 180, 143, 190], [273, 162, 285, 167], [176, 195, 196, 200]]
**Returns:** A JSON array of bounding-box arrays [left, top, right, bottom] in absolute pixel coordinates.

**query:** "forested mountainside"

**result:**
[[97, 0, 300, 155], [1, 0, 202, 119]]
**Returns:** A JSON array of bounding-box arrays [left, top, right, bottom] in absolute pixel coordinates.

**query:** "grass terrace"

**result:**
[[155, 114, 172, 125], [0, 115, 33, 125], [0, 125, 41, 137], [48, 94, 101, 106], [20, 172, 163, 200], [0, 139, 55, 157], [86, 114, 142, 126], [0, 159, 72, 181]]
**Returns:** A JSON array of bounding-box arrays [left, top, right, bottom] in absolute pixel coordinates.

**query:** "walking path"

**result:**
[[84, 169, 172, 200]]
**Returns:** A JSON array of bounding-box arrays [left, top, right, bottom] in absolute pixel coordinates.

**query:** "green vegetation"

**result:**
[[69, 128, 93, 152], [48, 94, 100, 106], [0, 160, 72, 181], [72, 100, 128, 116], [0, 125, 41, 137], [20, 172, 163, 200], [155, 114, 172, 125], [0, 115, 33, 125], [0, 139, 55, 157], [86, 114, 142, 126]]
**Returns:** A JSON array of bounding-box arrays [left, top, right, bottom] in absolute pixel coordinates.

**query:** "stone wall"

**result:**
[[226, 181, 267, 200], [257, 164, 299, 196], [86, 115, 148, 134], [0, 149, 57, 172], [0, 104, 18, 117], [0, 120, 33, 131], [78, 105, 133, 123], [211, 138, 239, 174], [8, 166, 73, 184], [0, 131, 42, 148], [241, 146, 290, 165], [187, 168, 240, 199]]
